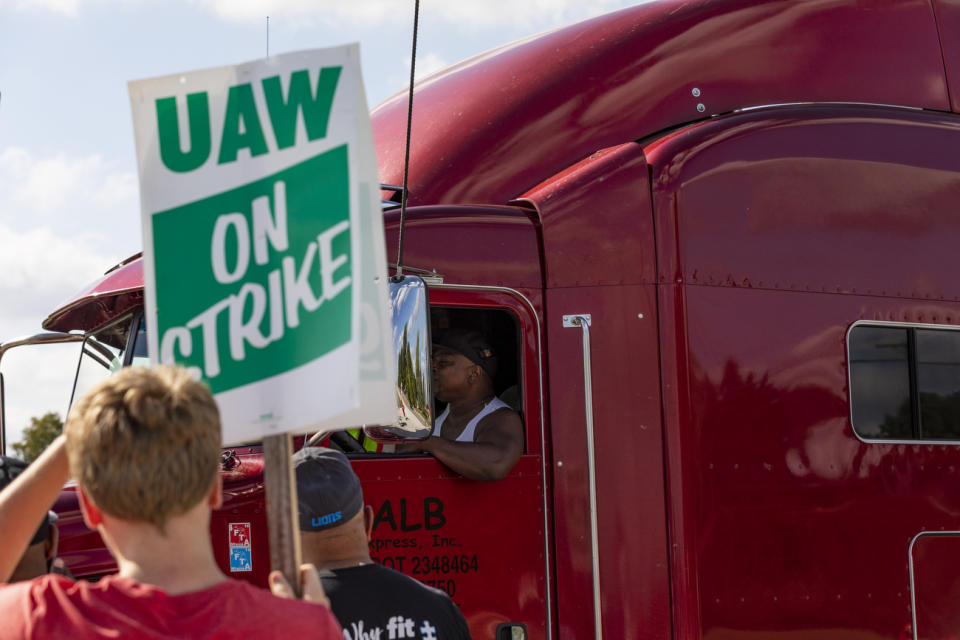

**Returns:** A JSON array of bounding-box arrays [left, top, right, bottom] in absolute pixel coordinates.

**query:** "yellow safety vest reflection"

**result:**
[[347, 428, 381, 452]]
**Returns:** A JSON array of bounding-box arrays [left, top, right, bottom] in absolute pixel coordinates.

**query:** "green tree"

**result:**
[[12, 412, 63, 463]]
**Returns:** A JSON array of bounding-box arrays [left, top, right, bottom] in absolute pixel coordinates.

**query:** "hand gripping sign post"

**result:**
[[129, 46, 396, 593]]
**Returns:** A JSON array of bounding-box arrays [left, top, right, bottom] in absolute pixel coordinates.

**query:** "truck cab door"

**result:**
[[351, 284, 549, 640]]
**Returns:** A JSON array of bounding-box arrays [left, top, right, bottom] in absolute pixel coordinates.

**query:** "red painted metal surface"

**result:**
[[43, 255, 144, 333], [382, 205, 542, 290], [356, 455, 547, 639], [53, 486, 115, 580], [210, 446, 271, 587], [910, 534, 960, 640], [679, 288, 960, 639], [545, 284, 670, 639], [646, 105, 960, 301], [43, 204, 542, 335], [373, 0, 947, 208], [647, 104, 960, 638], [518, 142, 655, 289], [59, 446, 272, 586], [657, 280, 699, 640], [933, 0, 960, 114]]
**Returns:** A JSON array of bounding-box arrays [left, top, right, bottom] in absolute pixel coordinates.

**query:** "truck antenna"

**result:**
[[394, 0, 420, 279]]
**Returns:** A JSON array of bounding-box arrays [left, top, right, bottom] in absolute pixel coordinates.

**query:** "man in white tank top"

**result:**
[[400, 329, 523, 481]]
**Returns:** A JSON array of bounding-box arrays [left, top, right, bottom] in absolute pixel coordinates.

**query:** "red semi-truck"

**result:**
[[6, 0, 960, 637]]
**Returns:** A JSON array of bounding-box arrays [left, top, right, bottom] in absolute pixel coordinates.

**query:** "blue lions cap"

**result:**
[[293, 447, 363, 532]]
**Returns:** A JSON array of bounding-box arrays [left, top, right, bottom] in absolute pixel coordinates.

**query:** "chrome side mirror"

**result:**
[[363, 275, 432, 442]]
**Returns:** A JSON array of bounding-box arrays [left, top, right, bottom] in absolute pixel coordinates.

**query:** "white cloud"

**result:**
[[191, 0, 394, 24], [0, 146, 140, 241], [388, 51, 449, 89], [93, 170, 139, 207], [0, 147, 139, 333], [0, 222, 117, 451], [0, 146, 137, 453], [4, 0, 632, 28], [411, 52, 448, 81], [0, 223, 114, 325], [190, 0, 625, 28], [0, 0, 80, 18], [3, 0, 144, 17], [7, 0, 81, 17], [3, 150, 105, 215], [2, 342, 81, 452], [431, 0, 623, 28]]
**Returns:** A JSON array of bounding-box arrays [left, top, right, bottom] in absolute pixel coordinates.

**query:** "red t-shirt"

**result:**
[[0, 574, 342, 639]]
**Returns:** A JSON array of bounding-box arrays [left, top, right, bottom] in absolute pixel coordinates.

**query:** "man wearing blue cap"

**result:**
[[295, 446, 472, 639]]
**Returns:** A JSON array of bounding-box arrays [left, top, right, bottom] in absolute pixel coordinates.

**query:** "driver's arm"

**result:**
[[404, 409, 523, 481]]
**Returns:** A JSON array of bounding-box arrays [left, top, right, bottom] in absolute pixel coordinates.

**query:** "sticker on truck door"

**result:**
[[229, 522, 252, 572]]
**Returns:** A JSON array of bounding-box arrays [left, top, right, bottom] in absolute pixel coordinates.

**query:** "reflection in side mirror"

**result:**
[[363, 275, 433, 442]]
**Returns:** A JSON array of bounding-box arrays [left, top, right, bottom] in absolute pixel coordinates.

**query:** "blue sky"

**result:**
[[0, 0, 637, 447]]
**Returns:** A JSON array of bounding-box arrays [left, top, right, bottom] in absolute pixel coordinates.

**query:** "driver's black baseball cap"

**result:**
[[0, 456, 57, 545], [433, 329, 498, 379]]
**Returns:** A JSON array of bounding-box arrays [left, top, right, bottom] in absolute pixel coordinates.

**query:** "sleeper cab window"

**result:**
[[848, 324, 960, 441]]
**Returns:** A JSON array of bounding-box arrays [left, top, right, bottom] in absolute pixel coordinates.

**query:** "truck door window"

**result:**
[[430, 306, 524, 425], [849, 326, 911, 439], [341, 305, 525, 455], [849, 324, 960, 441], [916, 330, 960, 438]]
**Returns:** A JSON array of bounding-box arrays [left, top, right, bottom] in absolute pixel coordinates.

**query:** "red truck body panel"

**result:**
[[648, 105, 960, 638], [25, 1, 960, 638], [934, 0, 960, 114]]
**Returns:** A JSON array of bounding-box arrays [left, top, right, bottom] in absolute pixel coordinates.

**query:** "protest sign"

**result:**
[[129, 46, 396, 444]]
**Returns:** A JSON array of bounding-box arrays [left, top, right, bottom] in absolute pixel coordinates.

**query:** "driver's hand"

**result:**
[[399, 436, 439, 454]]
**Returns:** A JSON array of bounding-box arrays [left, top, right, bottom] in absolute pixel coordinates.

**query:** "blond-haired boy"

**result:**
[[0, 365, 340, 639]]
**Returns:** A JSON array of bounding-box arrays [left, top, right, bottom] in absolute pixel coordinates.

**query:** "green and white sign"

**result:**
[[129, 46, 395, 444]]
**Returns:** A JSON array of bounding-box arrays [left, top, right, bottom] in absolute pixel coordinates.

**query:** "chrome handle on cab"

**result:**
[[562, 313, 602, 640]]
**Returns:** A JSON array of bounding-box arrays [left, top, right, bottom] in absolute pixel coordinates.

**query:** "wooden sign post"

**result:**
[[263, 433, 302, 596]]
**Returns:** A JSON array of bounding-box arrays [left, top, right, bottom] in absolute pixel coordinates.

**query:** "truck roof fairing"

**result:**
[[373, 0, 950, 207], [43, 256, 143, 333]]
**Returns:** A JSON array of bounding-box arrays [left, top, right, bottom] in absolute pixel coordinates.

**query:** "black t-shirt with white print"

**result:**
[[322, 563, 472, 640]]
